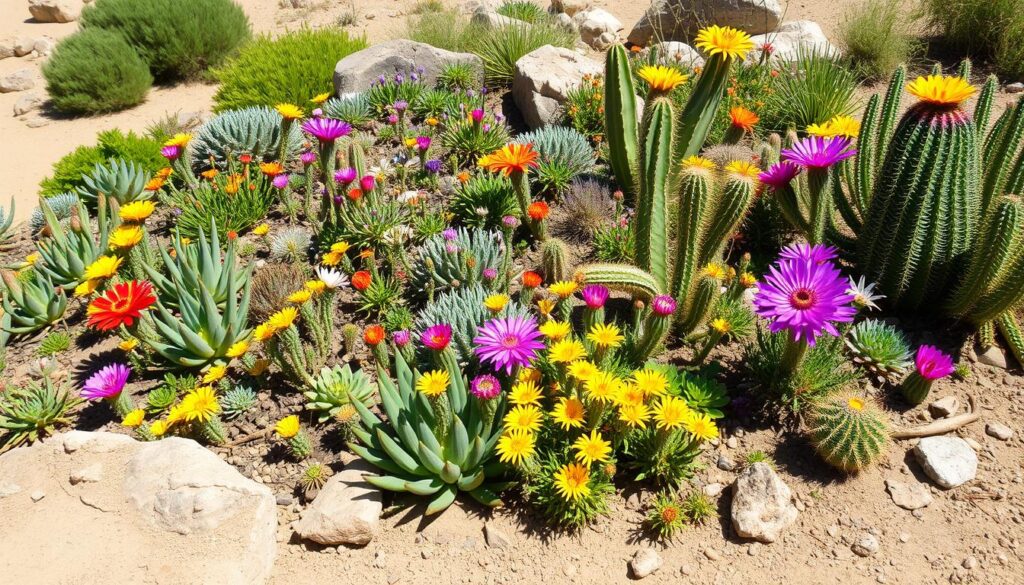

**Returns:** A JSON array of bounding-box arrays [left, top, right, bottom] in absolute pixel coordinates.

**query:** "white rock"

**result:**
[[913, 436, 978, 489], [555, 12, 576, 32], [69, 463, 103, 485], [1007, 82, 1024, 94], [976, 345, 1008, 369], [0, 39, 15, 60], [0, 482, 21, 498], [593, 31, 616, 51], [731, 462, 798, 543], [32, 37, 55, 56], [928, 396, 960, 419], [747, 21, 840, 63], [629, 0, 782, 46], [293, 460, 383, 545], [851, 533, 880, 557], [61, 430, 135, 454], [484, 523, 512, 548], [30, 490, 46, 502], [471, 6, 524, 28], [0, 69, 35, 93], [573, 8, 622, 49], [512, 45, 602, 129], [885, 478, 932, 510], [550, 0, 591, 16], [629, 548, 663, 578], [13, 38, 35, 58], [985, 422, 1013, 441], [29, 0, 83, 23], [704, 482, 725, 497], [652, 41, 705, 69], [333, 40, 482, 95]]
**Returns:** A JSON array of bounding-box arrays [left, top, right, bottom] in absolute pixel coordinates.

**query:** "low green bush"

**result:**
[[839, 0, 920, 80], [763, 49, 859, 132], [80, 0, 250, 81], [42, 28, 152, 115], [40, 129, 164, 198], [212, 28, 368, 112], [924, 0, 1024, 80]]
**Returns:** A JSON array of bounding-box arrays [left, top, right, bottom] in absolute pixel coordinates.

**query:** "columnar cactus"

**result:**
[[603, 44, 639, 200], [540, 237, 569, 283]]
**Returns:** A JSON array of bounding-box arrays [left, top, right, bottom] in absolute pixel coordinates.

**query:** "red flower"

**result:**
[[239, 154, 253, 164], [87, 280, 157, 331], [522, 271, 543, 288], [347, 188, 363, 201], [527, 201, 550, 221], [227, 230, 238, 240], [351, 271, 372, 291], [363, 325, 385, 345]]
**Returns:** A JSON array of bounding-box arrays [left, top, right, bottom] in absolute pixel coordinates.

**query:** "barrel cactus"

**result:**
[[540, 237, 569, 282], [807, 391, 889, 472]]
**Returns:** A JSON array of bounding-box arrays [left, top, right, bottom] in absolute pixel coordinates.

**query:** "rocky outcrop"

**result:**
[[574, 9, 623, 50], [28, 0, 83, 23], [333, 40, 482, 95], [731, 462, 799, 543], [652, 41, 705, 68], [628, 0, 783, 46], [293, 460, 383, 546], [747, 21, 839, 62], [512, 45, 602, 129]]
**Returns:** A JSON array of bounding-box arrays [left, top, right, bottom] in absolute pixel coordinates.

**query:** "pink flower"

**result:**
[[581, 284, 609, 309], [421, 324, 452, 351], [779, 242, 838, 264], [334, 167, 357, 184], [416, 136, 432, 151], [470, 374, 502, 400], [470, 109, 485, 123], [300, 151, 317, 165], [301, 117, 352, 143], [782, 136, 857, 169], [161, 145, 182, 161], [272, 174, 290, 189], [360, 175, 376, 192], [473, 315, 544, 375], [753, 254, 857, 345], [914, 345, 955, 380], [651, 295, 677, 317], [81, 363, 131, 400], [392, 330, 411, 347], [758, 161, 801, 188]]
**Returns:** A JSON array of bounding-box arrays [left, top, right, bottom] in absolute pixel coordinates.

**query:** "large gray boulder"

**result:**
[[513, 45, 602, 129], [333, 40, 482, 95], [731, 462, 799, 543], [0, 431, 277, 585], [747, 20, 838, 63], [628, 0, 783, 46], [293, 460, 383, 545]]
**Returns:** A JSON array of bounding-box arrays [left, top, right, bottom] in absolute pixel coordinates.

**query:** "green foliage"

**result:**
[[0, 378, 80, 451], [763, 49, 859, 132], [473, 22, 575, 86], [680, 490, 717, 525], [212, 28, 367, 111], [406, 7, 475, 53], [357, 276, 404, 317], [437, 62, 480, 91], [923, 0, 1024, 80], [383, 306, 415, 333], [41, 129, 164, 198], [365, 73, 426, 116], [416, 285, 530, 365], [37, 331, 71, 357], [81, 0, 250, 81], [540, 238, 569, 283], [412, 89, 459, 119], [42, 28, 152, 115], [30, 192, 79, 235], [839, 0, 919, 80], [162, 165, 276, 238], [563, 73, 605, 143], [144, 224, 253, 309], [146, 385, 177, 414], [1, 270, 69, 335], [645, 492, 686, 540], [625, 423, 702, 487], [348, 350, 509, 515], [744, 450, 774, 469], [522, 450, 614, 529], [844, 319, 912, 381], [516, 126, 596, 196], [221, 384, 257, 419], [189, 107, 303, 169], [410, 227, 507, 298], [440, 111, 510, 166], [808, 392, 889, 472], [604, 45, 639, 196], [76, 158, 150, 204], [304, 364, 377, 423], [331, 196, 410, 251], [451, 173, 519, 230], [323, 94, 373, 126], [657, 366, 729, 419], [593, 222, 634, 263], [496, 1, 547, 23], [269, 227, 312, 263]]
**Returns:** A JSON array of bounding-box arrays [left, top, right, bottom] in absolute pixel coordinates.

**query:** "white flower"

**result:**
[[847, 275, 884, 311], [383, 225, 415, 245], [368, 158, 394, 179], [398, 190, 426, 204], [316, 266, 349, 289]]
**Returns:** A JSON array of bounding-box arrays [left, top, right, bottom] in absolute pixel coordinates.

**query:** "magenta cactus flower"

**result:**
[[473, 315, 544, 375], [272, 174, 290, 189], [387, 114, 399, 125], [501, 215, 519, 229], [470, 108, 485, 123], [442, 228, 458, 241], [581, 284, 609, 309], [651, 295, 677, 317], [359, 175, 376, 192], [81, 363, 131, 400], [334, 167, 357, 184], [392, 329, 411, 347], [753, 255, 857, 346], [782, 136, 857, 169], [779, 242, 839, 264], [416, 136, 432, 151], [393, 100, 409, 112], [470, 374, 503, 400], [160, 145, 182, 161], [482, 268, 498, 281], [421, 324, 452, 351], [914, 345, 955, 380], [758, 161, 801, 188], [300, 151, 317, 166], [301, 118, 352, 142]]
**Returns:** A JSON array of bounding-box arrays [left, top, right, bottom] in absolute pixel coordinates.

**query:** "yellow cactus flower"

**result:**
[[637, 65, 689, 92], [275, 103, 305, 120], [120, 201, 156, 223], [275, 415, 301, 438], [906, 75, 975, 106], [694, 25, 754, 61], [83, 255, 123, 281]]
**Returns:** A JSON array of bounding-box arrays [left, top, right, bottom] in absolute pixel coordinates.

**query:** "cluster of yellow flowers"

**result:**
[[73, 201, 157, 298], [135, 385, 221, 437], [321, 241, 350, 266]]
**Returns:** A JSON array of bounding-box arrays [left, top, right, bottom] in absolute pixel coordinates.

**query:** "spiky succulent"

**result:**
[[323, 93, 372, 126], [269, 226, 312, 263], [0, 378, 81, 451], [0, 198, 15, 249], [412, 88, 459, 119], [516, 126, 596, 195], [807, 391, 889, 472], [845, 319, 913, 381], [440, 112, 510, 166], [450, 174, 518, 230], [300, 462, 331, 494], [221, 384, 258, 419], [144, 222, 253, 309], [410, 227, 507, 298], [437, 62, 480, 91], [1, 270, 69, 335], [188, 106, 303, 169], [76, 158, 149, 204], [34, 196, 114, 289], [249, 262, 307, 322], [29, 192, 79, 236], [646, 492, 686, 540], [415, 284, 530, 365], [304, 364, 377, 423], [522, 450, 614, 529], [37, 331, 71, 357]]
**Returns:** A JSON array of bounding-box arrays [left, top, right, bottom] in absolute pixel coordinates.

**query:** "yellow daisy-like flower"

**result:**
[[553, 463, 591, 501], [84, 255, 123, 281], [253, 323, 277, 342], [618, 403, 650, 428], [267, 307, 299, 330], [287, 289, 312, 304], [807, 114, 862, 139], [681, 155, 716, 171], [305, 280, 327, 295], [163, 133, 192, 148], [183, 386, 220, 423], [202, 366, 227, 384], [685, 412, 719, 441], [724, 160, 761, 180], [120, 201, 156, 223], [404, 137, 418, 148], [122, 408, 145, 427], [710, 317, 731, 334], [503, 404, 543, 433], [322, 251, 343, 266], [496, 429, 535, 465], [118, 338, 139, 352], [275, 415, 301, 438], [548, 339, 586, 363], [653, 395, 691, 430], [74, 279, 100, 298], [536, 298, 557, 317], [694, 25, 754, 61], [25, 252, 39, 265], [226, 339, 250, 358], [252, 223, 270, 236], [572, 429, 612, 466], [484, 293, 510, 312], [585, 371, 623, 403], [311, 92, 331, 104], [567, 360, 599, 382], [906, 75, 975, 106], [149, 420, 169, 437], [416, 369, 450, 397], [637, 64, 689, 92], [518, 367, 542, 384], [632, 368, 668, 397], [166, 403, 188, 426], [551, 397, 586, 430], [275, 103, 305, 120], [331, 241, 351, 254], [739, 272, 757, 288], [538, 320, 571, 341], [703, 262, 728, 280], [509, 380, 543, 406], [109, 225, 144, 250], [617, 383, 646, 407], [586, 322, 624, 349], [548, 280, 579, 299]]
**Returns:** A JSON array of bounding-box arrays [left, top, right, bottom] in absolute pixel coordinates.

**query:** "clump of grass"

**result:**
[[406, 7, 476, 53], [497, 1, 547, 23], [839, 0, 920, 80], [924, 0, 1024, 81], [764, 49, 859, 132]]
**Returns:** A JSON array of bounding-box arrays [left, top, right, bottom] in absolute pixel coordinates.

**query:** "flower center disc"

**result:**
[[789, 288, 816, 310], [501, 335, 520, 348]]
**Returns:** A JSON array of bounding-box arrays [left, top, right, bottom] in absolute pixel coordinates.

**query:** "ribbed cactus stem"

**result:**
[[899, 372, 933, 405], [699, 170, 755, 267], [603, 45, 639, 200], [288, 432, 313, 459], [948, 196, 1024, 321], [111, 391, 136, 419], [670, 165, 711, 302], [635, 97, 674, 291], [974, 75, 998, 142], [429, 392, 452, 446], [980, 97, 1024, 211], [676, 53, 733, 159], [633, 312, 672, 363], [806, 167, 833, 244], [780, 335, 809, 377], [574, 263, 662, 300], [278, 118, 295, 165], [584, 306, 605, 333], [317, 141, 338, 223], [541, 238, 568, 282], [772, 182, 811, 236], [997, 312, 1024, 368], [978, 320, 997, 349], [808, 393, 888, 472], [678, 275, 719, 334], [201, 416, 227, 445], [511, 171, 544, 241]]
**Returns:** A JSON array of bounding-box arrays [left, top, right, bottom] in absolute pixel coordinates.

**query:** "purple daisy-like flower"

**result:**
[[442, 228, 458, 241], [470, 374, 502, 400], [272, 174, 290, 189], [393, 100, 409, 112], [334, 167, 357, 184], [473, 315, 544, 375], [581, 284, 609, 309], [502, 215, 519, 229], [161, 145, 182, 161], [301, 118, 352, 143], [781, 136, 857, 169], [392, 329, 411, 347], [81, 363, 131, 400], [424, 159, 442, 174], [779, 242, 839, 264], [753, 256, 857, 346], [421, 324, 452, 351], [914, 345, 955, 380], [651, 295, 677, 317], [482, 268, 498, 280], [758, 161, 801, 188], [300, 151, 317, 166]]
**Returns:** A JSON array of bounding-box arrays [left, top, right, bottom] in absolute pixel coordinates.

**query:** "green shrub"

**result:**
[[42, 29, 152, 115], [212, 28, 368, 112], [924, 0, 1024, 80], [40, 129, 164, 198], [471, 22, 576, 86], [496, 1, 547, 23], [763, 49, 859, 131], [839, 0, 920, 80], [80, 0, 250, 81]]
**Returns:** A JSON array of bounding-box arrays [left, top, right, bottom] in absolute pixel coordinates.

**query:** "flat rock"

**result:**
[[0, 69, 34, 93], [550, 0, 591, 16], [0, 482, 21, 498], [294, 460, 382, 545], [928, 396, 960, 419], [885, 479, 932, 510], [628, 0, 782, 46], [69, 463, 103, 485], [976, 345, 1008, 369], [333, 40, 482, 95], [748, 21, 839, 63], [913, 436, 977, 489], [731, 462, 798, 543], [29, 0, 83, 23], [985, 422, 1013, 441], [629, 547, 662, 578], [512, 45, 602, 129], [484, 522, 512, 548]]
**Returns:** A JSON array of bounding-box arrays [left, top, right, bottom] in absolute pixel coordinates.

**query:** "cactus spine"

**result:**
[[808, 392, 889, 472], [540, 238, 569, 283], [603, 45, 639, 199]]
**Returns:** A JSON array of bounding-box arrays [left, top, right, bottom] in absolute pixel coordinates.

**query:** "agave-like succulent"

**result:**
[[1, 270, 69, 334], [304, 364, 377, 423], [409, 227, 507, 298], [76, 158, 149, 204], [29, 192, 79, 236], [188, 106, 303, 169], [415, 284, 529, 365], [349, 349, 508, 514], [144, 222, 253, 308], [34, 196, 114, 290], [845, 319, 913, 381], [516, 125, 596, 194], [221, 384, 258, 419], [0, 198, 14, 249], [323, 93, 372, 126], [0, 378, 81, 451]]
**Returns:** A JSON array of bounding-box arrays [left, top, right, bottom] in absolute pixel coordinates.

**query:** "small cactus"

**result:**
[[341, 323, 359, 356], [808, 391, 889, 472], [844, 319, 913, 381], [541, 237, 570, 283]]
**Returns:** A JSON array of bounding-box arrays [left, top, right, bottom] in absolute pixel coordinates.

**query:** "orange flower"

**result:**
[[145, 178, 165, 191], [363, 325, 385, 345], [201, 169, 219, 180], [224, 175, 242, 195], [259, 162, 285, 177], [351, 271, 372, 291], [347, 188, 363, 201], [478, 143, 539, 176], [156, 167, 173, 180], [239, 154, 253, 164], [227, 230, 238, 240], [457, 171, 471, 184], [527, 201, 550, 221], [522, 271, 543, 288], [729, 107, 759, 133]]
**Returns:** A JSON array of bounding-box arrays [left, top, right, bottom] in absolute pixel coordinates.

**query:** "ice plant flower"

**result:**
[[122, 409, 145, 427], [587, 322, 624, 349], [901, 345, 956, 404], [417, 370, 451, 397], [553, 463, 591, 501], [335, 167, 357, 184], [782, 136, 857, 169], [527, 201, 549, 220], [470, 374, 502, 400], [301, 117, 352, 142], [567, 360, 598, 382], [316, 266, 349, 289], [84, 255, 123, 281], [509, 380, 543, 405], [694, 25, 755, 61], [551, 397, 586, 430], [226, 340, 250, 358], [182, 386, 220, 423], [484, 293, 510, 312], [120, 201, 156, 223], [581, 284, 609, 309], [637, 65, 689, 93], [758, 161, 801, 188], [573, 430, 612, 466], [779, 242, 839, 264], [549, 280, 578, 299], [632, 368, 668, 397], [275, 103, 304, 120], [87, 280, 157, 331], [522, 271, 543, 288], [351, 271, 372, 291], [549, 338, 587, 363], [163, 133, 191, 148], [421, 324, 452, 350], [538, 320, 571, 341], [161, 145, 182, 161], [81, 363, 130, 400], [473, 315, 545, 375], [753, 253, 856, 346], [478, 143, 539, 176], [906, 75, 975, 106], [275, 415, 300, 438], [109, 225, 144, 250], [729, 106, 759, 133], [496, 429, 535, 466], [360, 175, 376, 192], [392, 330, 411, 347], [202, 366, 227, 384], [652, 395, 691, 430]]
